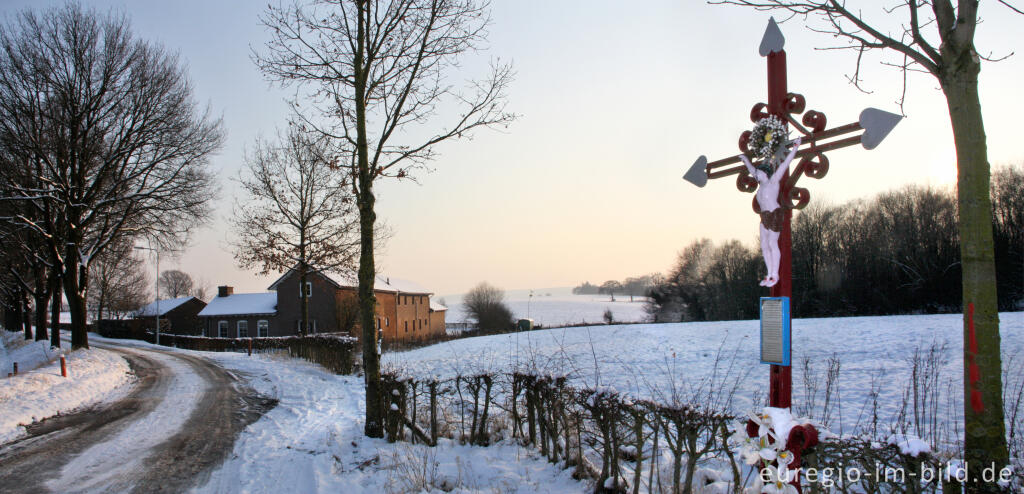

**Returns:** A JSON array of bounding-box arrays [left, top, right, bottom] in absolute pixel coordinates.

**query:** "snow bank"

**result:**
[[0, 342, 133, 444], [192, 348, 584, 493], [1, 330, 62, 376]]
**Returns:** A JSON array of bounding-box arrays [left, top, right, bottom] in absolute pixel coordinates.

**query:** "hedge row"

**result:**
[[97, 320, 358, 375], [379, 371, 972, 494], [153, 333, 358, 374]]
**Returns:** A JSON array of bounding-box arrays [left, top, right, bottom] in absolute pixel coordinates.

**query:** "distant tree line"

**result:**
[[573, 275, 658, 302], [648, 165, 1024, 322]]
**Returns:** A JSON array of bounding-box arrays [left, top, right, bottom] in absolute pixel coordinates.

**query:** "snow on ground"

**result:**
[[85, 335, 585, 493], [10, 311, 1023, 492], [193, 350, 584, 494], [445, 290, 650, 327], [0, 330, 134, 444], [387, 312, 1024, 435], [1, 329, 61, 375], [48, 346, 206, 492]]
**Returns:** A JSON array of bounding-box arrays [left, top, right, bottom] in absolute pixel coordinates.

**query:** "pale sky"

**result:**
[[4, 1, 1023, 297]]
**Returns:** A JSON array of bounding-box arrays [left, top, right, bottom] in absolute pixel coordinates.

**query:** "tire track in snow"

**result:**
[[0, 344, 276, 493]]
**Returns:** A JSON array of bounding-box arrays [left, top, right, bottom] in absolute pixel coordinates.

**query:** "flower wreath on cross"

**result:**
[[731, 407, 819, 494], [747, 115, 790, 175]]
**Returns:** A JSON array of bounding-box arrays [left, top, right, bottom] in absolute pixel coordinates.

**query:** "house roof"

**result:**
[[430, 301, 447, 312], [198, 292, 277, 317], [137, 296, 201, 317], [267, 265, 432, 295]]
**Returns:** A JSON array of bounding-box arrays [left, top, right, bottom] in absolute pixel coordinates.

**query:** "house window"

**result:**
[[258, 320, 269, 337], [404, 321, 408, 333], [300, 281, 312, 298], [376, 318, 381, 330], [385, 317, 389, 327], [311, 319, 317, 333], [218, 320, 228, 338], [238, 320, 249, 338]]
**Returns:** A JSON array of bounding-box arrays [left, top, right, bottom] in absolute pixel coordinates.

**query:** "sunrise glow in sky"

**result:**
[[4, 0, 1023, 297]]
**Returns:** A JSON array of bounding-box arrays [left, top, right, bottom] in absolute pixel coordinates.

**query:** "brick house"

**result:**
[[135, 296, 206, 335], [267, 267, 445, 342], [197, 286, 279, 338]]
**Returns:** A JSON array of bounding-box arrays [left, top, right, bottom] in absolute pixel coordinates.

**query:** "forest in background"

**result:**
[[647, 165, 1024, 322]]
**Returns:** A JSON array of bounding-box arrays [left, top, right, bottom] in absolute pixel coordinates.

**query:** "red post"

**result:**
[[60, 355, 67, 378], [766, 49, 793, 410]]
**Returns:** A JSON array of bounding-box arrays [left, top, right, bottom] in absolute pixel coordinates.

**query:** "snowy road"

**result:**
[[0, 343, 276, 494]]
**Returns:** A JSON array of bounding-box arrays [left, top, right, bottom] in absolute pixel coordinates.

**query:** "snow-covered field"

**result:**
[[444, 288, 650, 327], [387, 312, 1024, 435], [0, 330, 134, 444]]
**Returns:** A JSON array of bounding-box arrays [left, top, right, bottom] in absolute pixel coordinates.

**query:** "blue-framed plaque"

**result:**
[[760, 296, 790, 366]]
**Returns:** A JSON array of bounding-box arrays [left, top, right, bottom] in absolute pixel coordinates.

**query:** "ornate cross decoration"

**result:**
[[683, 17, 901, 409]]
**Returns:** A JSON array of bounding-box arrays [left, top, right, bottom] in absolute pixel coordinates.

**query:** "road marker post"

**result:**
[[60, 355, 67, 377]]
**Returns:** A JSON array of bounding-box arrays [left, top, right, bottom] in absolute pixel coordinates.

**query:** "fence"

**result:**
[[379, 370, 953, 494]]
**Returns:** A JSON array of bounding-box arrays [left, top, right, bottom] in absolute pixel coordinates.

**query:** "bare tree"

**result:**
[[158, 270, 195, 299], [711, 1, 1018, 478], [256, 0, 515, 437], [231, 124, 360, 335], [90, 240, 150, 321], [463, 282, 514, 332], [0, 4, 223, 349], [599, 280, 622, 301]]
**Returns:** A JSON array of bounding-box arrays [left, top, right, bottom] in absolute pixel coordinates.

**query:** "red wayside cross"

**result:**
[[683, 17, 900, 410], [681, 19, 900, 492]]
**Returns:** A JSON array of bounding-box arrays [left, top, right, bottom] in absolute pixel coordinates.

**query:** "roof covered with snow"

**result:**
[[136, 297, 201, 317], [198, 293, 277, 317], [430, 301, 447, 312], [267, 265, 432, 295]]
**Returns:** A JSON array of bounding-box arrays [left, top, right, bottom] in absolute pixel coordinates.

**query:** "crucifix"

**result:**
[[682, 17, 901, 410]]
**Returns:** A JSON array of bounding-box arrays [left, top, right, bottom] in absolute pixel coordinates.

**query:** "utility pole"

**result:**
[[134, 245, 160, 345]]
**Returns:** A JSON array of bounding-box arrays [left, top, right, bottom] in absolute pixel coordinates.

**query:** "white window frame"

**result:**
[[257, 320, 269, 337], [237, 320, 249, 338], [218, 320, 228, 338]]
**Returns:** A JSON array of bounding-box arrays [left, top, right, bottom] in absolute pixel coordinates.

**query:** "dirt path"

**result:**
[[0, 344, 276, 494]]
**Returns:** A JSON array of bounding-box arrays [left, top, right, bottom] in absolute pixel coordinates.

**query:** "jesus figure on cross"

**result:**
[[740, 135, 801, 287]]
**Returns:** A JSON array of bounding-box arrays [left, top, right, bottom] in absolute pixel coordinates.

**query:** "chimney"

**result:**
[[217, 286, 234, 297]]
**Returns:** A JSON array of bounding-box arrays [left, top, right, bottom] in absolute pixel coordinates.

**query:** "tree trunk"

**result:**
[[941, 66, 1008, 489], [50, 271, 61, 348], [63, 249, 89, 349], [354, 2, 383, 439], [33, 293, 48, 342], [21, 288, 32, 340]]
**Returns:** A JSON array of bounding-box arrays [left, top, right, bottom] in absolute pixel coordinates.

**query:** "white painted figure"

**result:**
[[740, 136, 801, 287]]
